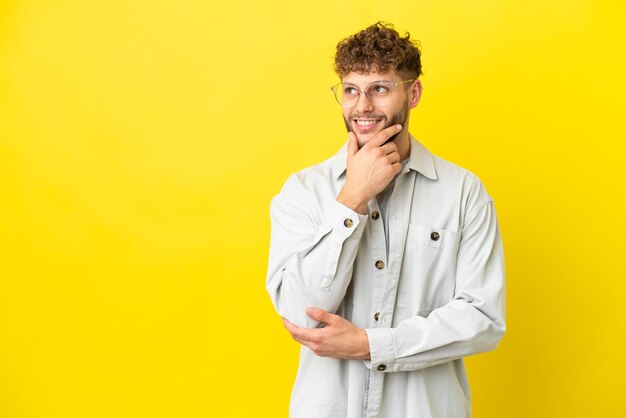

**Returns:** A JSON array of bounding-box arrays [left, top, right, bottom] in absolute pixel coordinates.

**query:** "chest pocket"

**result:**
[[396, 223, 462, 316]]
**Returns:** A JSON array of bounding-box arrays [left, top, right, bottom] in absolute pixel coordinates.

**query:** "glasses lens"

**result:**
[[333, 85, 356, 107], [332, 83, 394, 107], [367, 84, 391, 107]]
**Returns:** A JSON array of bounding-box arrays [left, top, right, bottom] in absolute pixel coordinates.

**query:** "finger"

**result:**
[[364, 124, 403, 149], [282, 317, 300, 335], [290, 333, 307, 345], [347, 131, 358, 159], [306, 307, 335, 325], [380, 141, 398, 155], [282, 317, 318, 343], [387, 151, 400, 164], [287, 330, 310, 347]]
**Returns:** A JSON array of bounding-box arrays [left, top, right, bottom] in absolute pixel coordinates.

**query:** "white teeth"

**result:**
[[355, 120, 380, 126]]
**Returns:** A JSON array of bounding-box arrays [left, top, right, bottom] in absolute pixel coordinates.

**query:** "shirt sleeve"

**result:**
[[266, 173, 368, 328], [364, 199, 506, 372]]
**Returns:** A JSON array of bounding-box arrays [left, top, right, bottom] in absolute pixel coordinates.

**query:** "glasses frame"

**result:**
[[330, 79, 415, 107]]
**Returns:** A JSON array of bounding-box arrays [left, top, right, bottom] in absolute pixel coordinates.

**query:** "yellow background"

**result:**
[[1, 1, 624, 417]]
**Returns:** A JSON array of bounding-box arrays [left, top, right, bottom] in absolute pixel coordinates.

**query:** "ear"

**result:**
[[408, 79, 423, 109]]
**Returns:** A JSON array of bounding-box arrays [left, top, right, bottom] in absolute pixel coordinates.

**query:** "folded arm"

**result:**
[[365, 200, 506, 372], [279, 199, 505, 368], [266, 174, 367, 328]]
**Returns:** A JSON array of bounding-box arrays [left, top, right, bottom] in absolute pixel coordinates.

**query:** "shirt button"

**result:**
[[377, 364, 387, 371], [374, 312, 380, 321], [375, 260, 385, 269], [344, 218, 353, 228], [371, 211, 380, 220], [430, 231, 440, 241]]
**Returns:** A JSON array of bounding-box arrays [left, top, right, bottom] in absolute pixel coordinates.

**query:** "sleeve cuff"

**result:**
[[317, 199, 368, 292], [364, 327, 396, 372], [323, 199, 368, 240]]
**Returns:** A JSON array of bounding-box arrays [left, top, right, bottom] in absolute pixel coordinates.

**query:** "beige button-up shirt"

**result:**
[[267, 136, 506, 418]]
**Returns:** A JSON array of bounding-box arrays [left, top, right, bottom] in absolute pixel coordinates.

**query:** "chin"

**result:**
[[355, 130, 382, 145]]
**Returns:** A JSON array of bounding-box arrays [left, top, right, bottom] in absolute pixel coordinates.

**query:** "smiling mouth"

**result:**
[[352, 118, 384, 133], [354, 119, 382, 126]]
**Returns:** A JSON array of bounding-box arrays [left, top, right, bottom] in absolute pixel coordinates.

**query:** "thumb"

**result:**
[[306, 307, 332, 324], [347, 131, 358, 159]]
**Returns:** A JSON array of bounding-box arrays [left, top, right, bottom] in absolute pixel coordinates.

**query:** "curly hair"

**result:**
[[334, 22, 422, 79]]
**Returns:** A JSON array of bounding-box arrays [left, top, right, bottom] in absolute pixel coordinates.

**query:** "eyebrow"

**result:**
[[342, 80, 393, 86]]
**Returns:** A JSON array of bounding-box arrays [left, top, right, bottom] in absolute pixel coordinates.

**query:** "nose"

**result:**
[[354, 91, 374, 113]]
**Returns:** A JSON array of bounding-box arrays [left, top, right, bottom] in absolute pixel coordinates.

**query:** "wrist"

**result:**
[[337, 187, 369, 215], [361, 329, 371, 360]]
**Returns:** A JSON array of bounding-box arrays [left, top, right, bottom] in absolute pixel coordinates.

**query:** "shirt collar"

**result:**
[[331, 134, 438, 180]]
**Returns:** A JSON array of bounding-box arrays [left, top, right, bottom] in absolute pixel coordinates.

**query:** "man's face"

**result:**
[[340, 70, 417, 148]]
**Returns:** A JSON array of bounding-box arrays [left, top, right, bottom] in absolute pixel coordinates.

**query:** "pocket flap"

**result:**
[[407, 223, 461, 252]]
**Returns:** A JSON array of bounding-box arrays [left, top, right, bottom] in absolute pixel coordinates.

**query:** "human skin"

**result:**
[[282, 308, 371, 360], [282, 70, 422, 358], [337, 70, 422, 215]]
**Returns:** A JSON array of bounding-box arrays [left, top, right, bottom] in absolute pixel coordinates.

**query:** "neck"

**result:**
[[394, 130, 411, 161]]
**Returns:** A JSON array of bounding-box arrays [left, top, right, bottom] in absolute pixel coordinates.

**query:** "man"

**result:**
[[266, 22, 505, 418]]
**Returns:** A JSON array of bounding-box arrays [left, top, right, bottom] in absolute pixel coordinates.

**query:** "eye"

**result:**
[[371, 84, 391, 95], [343, 86, 358, 96]]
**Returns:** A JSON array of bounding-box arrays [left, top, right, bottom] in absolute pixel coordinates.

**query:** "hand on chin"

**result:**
[[354, 129, 381, 148]]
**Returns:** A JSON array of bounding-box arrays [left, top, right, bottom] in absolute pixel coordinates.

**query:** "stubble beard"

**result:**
[[343, 100, 409, 146]]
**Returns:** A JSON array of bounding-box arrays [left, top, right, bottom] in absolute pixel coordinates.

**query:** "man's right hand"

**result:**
[[336, 124, 403, 214]]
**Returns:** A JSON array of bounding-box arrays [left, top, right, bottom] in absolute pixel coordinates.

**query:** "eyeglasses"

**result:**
[[330, 79, 415, 107]]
